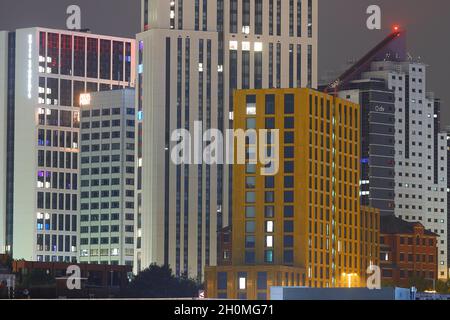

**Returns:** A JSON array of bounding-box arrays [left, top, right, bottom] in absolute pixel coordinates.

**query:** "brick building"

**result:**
[[380, 215, 438, 288]]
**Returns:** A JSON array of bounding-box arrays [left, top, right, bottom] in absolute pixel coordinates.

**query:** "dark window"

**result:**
[[100, 39, 111, 79], [87, 38, 98, 78]]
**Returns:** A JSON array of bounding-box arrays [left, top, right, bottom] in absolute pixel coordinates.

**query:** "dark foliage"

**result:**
[[122, 264, 202, 298]]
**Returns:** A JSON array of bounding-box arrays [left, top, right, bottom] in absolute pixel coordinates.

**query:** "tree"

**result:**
[[435, 280, 450, 294], [20, 269, 55, 288], [122, 264, 202, 298]]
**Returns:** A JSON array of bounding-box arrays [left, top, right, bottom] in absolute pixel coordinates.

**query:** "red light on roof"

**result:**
[[393, 25, 400, 32]]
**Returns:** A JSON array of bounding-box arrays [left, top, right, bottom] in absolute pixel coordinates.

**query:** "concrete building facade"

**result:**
[[136, 0, 318, 278], [325, 31, 448, 279], [79, 89, 136, 266], [0, 27, 135, 262]]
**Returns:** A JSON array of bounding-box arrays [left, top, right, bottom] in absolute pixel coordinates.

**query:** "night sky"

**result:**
[[1, 0, 449, 127]]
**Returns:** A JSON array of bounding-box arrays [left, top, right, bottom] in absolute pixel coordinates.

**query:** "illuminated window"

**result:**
[[229, 41, 238, 50], [266, 236, 274, 248], [254, 42, 263, 52], [266, 221, 274, 233], [239, 277, 246, 290], [265, 250, 273, 263]]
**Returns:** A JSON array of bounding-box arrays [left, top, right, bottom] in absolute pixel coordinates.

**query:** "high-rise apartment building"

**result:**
[[338, 79, 396, 216], [137, 0, 318, 278], [205, 88, 367, 299], [326, 31, 448, 279], [360, 62, 447, 279], [79, 89, 136, 266], [0, 27, 135, 262]]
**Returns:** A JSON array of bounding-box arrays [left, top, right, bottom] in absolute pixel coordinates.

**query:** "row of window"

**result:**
[[37, 171, 78, 190], [81, 131, 123, 140], [37, 234, 76, 253], [80, 213, 132, 222], [80, 154, 122, 164], [38, 107, 80, 128], [39, 32, 132, 82], [81, 189, 134, 198], [81, 166, 134, 175], [230, 0, 313, 37], [37, 192, 77, 211], [80, 201, 134, 210], [37, 255, 76, 263], [80, 237, 134, 245], [81, 143, 134, 153], [38, 129, 79, 149], [81, 119, 135, 129], [80, 225, 134, 233], [80, 248, 134, 257], [36, 212, 77, 232], [382, 269, 434, 280], [80, 178, 134, 187], [81, 107, 135, 118], [245, 176, 295, 190], [38, 150, 78, 170]]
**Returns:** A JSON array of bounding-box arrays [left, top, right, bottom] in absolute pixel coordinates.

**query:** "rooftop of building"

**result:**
[[380, 215, 438, 237]]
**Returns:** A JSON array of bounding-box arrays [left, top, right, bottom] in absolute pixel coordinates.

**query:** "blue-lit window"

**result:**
[[246, 206, 256, 218], [284, 235, 294, 247], [284, 191, 294, 203], [284, 206, 294, 217], [265, 95, 275, 114], [284, 146, 294, 158], [265, 118, 275, 129], [265, 191, 275, 203], [246, 118, 256, 129], [245, 235, 255, 248], [257, 272, 268, 290], [284, 176, 294, 188], [265, 250, 274, 263], [218, 272, 228, 290], [246, 221, 256, 233], [284, 161, 294, 173], [284, 250, 294, 264], [245, 251, 255, 264], [284, 221, 294, 233], [265, 176, 275, 188], [284, 94, 295, 113], [246, 192, 256, 203], [284, 131, 294, 144], [246, 164, 256, 174], [284, 117, 295, 129]]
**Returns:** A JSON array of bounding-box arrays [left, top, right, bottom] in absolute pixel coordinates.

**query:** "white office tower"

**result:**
[[363, 61, 448, 279], [79, 89, 136, 266], [136, 0, 318, 277], [0, 31, 8, 255], [0, 27, 135, 262]]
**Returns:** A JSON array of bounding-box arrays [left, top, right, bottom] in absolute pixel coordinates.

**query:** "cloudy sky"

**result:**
[[1, 0, 449, 127]]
